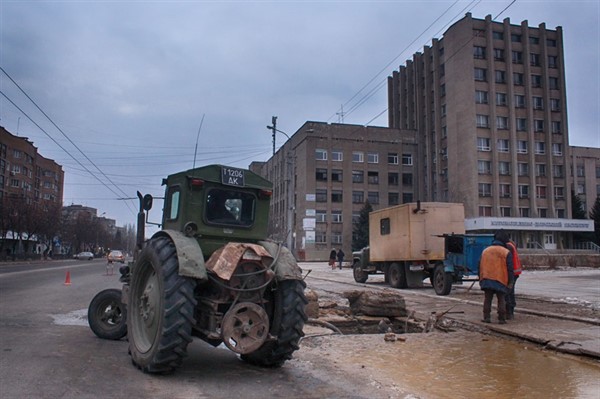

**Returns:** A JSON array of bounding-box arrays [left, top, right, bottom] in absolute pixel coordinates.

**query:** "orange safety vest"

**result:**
[[506, 241, 522, 276], [480, 245, 510, 286]]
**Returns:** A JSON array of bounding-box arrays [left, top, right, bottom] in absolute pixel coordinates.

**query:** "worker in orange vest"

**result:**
[[479, 230, 514, 324], [505, 240, 522, 320]]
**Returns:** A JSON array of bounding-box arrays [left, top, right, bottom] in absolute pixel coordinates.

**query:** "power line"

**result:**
[[327, 0, 463, 123], [0, 67, 137, 214]]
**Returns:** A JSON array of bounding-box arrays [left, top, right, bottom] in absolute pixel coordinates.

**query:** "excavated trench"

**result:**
[[304, 288, 432, 336]]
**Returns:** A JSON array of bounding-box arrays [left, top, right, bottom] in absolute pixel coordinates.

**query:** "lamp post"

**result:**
[[266, 119, 294, 255]]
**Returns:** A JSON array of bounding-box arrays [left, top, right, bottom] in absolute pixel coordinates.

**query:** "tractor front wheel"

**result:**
[[88, 288, 127, 340]]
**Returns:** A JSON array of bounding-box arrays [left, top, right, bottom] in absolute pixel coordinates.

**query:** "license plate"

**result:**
[[221, 167, 245, 187], [409, 264, 424, 271]]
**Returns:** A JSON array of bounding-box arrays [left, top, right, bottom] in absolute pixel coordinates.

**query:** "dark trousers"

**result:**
[[506, 275, 519, 315], [483, 289, 507, 321]]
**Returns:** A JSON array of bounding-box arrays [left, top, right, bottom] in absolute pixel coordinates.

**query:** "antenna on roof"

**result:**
[[193, 114, 205, 169]]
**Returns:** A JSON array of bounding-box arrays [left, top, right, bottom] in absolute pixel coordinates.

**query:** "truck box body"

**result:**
[[369, 202, 465, 262]]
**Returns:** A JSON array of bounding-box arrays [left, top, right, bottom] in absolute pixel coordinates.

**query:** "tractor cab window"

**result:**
[[205, 188, 255, 227], [166, 187, 180, 220]]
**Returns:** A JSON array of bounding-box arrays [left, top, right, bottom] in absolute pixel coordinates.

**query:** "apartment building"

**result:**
[[251, 121, 418, 261], [387, 13, 593, 248], [0, 126, 63, 205]]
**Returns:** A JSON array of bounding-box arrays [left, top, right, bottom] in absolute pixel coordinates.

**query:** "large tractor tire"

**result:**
[[433, 263, 453, 295], [388, 262, 407, 288], [353, 261, 368, 283], [241, 279, 307, 368], [88, 288, 127, 340], [128, 237, 197, 374]]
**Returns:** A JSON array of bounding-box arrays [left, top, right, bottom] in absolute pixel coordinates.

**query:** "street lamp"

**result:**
[[266, 117, 295, 255], [266, 116, 291, 155]]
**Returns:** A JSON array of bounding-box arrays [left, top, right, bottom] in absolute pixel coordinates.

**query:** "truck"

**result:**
[[352, 202, 493, 295], [87, 164, 308, 374]]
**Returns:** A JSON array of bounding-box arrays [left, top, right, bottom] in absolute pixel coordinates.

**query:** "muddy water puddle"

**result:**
[[303, 331, 600, 398]]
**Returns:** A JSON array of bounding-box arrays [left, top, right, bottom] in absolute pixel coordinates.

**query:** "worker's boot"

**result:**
[[481, 314, 491, 323]]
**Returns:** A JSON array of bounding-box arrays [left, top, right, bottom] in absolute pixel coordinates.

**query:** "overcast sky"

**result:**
[[1, 0, 599, 229]]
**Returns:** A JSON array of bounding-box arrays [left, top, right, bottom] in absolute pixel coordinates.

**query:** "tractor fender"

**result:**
[[258, 240, 303, 280], [152, 230, 207, 281]]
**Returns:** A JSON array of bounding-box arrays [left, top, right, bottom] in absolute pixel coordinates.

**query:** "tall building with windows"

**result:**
[[251, 121, 418, 261], [387, 13, 593, 248], [571, 146, 600, 216], [0, 126, 64, 205]]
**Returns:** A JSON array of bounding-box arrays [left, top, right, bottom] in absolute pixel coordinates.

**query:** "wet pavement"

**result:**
[[301, 262, 600, 360], [294, 262, 600, 398]]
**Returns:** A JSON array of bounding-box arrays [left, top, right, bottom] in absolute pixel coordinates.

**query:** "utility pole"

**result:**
[[271, 116, 277, 155]]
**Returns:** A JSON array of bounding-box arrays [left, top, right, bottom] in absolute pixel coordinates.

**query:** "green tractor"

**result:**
[[88, 165, 307, 373]]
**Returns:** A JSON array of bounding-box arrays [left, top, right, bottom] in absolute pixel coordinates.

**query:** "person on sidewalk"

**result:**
[[505, 239, 523, 320], [337, 248, 345, 270], [329, 248, 337, 270], [478, 230, 514, 324]]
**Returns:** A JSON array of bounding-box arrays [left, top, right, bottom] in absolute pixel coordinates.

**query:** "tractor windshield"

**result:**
[[205, 188, 255, 227]]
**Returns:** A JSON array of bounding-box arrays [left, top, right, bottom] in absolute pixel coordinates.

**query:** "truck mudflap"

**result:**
[[152, 230, 207, 280], [258, 240, 304, 280]]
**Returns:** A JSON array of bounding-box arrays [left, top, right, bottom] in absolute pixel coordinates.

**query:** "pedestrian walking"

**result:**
[[478, 230, 514, 324], [505, 239, 523, 319], [337, 248, 345, 270], [329, 248, 337, 270]]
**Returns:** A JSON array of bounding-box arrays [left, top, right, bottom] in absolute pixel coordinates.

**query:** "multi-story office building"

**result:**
[[0, 126, 64, 205], [571, 146, 600, 215], [251, 121, 417, 261], [387, 13, 593, 248]]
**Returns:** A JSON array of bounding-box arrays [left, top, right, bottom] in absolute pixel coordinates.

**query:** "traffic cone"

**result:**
[[64, 270, 71, 286]]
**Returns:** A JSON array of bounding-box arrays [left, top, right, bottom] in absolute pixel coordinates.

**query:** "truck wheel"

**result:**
[[353, 261, 368, 283], [241, 279, 307, 368], [128, 237, 197, 374], [433, 263, 453, 295], [388, 262, 407, 289], [88, 288, 127, 340]]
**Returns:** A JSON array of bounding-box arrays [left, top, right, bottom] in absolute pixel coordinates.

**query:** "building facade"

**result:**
[[0, 126, 65, 257], [251, 121, 418, 261], [387, 13, 593, 248], [571, 146, 600, 216], [0, 126, 64, 204]]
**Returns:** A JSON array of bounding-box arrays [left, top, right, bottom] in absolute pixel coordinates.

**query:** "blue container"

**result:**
[[443, 234, 495, 278]]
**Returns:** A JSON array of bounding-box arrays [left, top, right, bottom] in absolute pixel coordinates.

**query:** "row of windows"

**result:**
[[476, 116, 562, 134], [478, 183, 564, 200], [475, 91, 561, 111], [477, 138, 563, 155], [474, 68, 559, 89], [477, 29, 558, 47], [314, 189, 413, 205], [479, 206, 565, 219], [314, 232, 343, 245], [316, 149, 413, 166], [473, 46, 558, 68], [477, 161, 565, 178], [315, 169, 413, 186]]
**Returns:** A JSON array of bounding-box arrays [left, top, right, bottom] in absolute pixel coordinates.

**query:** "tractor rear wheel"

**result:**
[[128, 236, 197, 374], [241, 279, 307, 368]]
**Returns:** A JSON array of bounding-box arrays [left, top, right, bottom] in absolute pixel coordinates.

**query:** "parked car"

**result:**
[[107, 250, 125, 263], [74, 251, 94, 260]]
